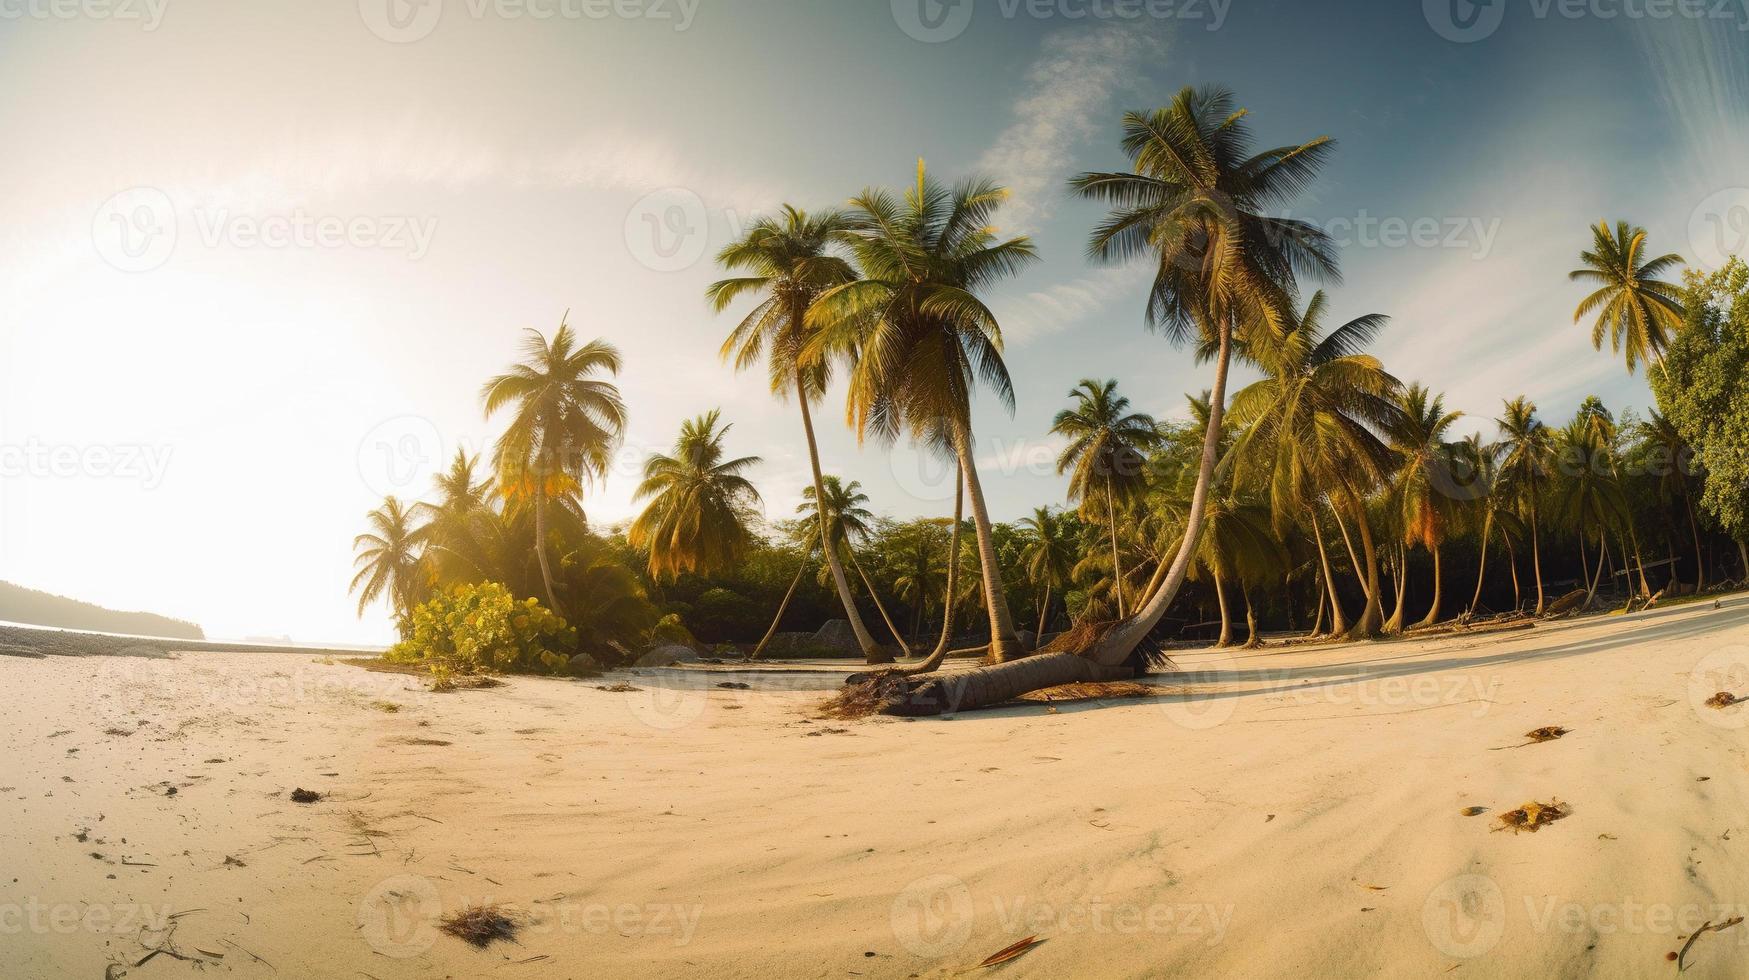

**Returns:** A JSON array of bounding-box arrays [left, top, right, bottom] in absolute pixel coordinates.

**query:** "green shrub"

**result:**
[[387, 582, 577, 675]]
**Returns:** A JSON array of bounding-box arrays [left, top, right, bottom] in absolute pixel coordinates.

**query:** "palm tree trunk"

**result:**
[[1331, 502, 1367, 597], [1585, 530, 1608, 604], [888, 468, 964, 677], [1311, 508, 1348, 635], [1106, 480, 1126, 618], [1468, 511, 1493, 617], [1417, 543, 1443, 628], [1738, 539, 1748, 581], [1214, 574, 1233, 647], [1347, 494, 1385, 638], [1036, 582, 1051, 639], [1530, 500, 1546, 614], [1310, 571, 1326, 637], [1628, 522, 1650, 597], [533, 493, 562, 616], [949, 416, 1023, 663], [751, 553, 808, 660], [1383, 544, 1408, 634], [1084, 317, 1234, 666], [795, 371, 885, 664], [1684, 486, 1706, 590], [1507, 536, 1522, 610], [1242, 585, 1261, 648], [849, 548, 912, 658]]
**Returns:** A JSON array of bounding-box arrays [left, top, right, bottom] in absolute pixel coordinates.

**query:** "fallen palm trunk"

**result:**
[[832, 651, 1135, 717]]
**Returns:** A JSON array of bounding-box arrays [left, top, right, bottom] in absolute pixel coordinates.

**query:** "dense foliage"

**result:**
[[388, 582, 577, 675]]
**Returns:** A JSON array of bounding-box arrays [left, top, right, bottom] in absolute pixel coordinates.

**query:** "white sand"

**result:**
[[4, 596, 1748, 978]]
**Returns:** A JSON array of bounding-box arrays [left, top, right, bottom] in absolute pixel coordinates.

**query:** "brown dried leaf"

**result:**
[[976, 935, 1044, 968]]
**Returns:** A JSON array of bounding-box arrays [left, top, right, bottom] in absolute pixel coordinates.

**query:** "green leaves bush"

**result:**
[[387, 582, 577, 675]]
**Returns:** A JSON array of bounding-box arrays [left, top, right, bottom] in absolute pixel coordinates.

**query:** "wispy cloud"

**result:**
[[977, 24, 1169, 230], [994, 262, 1153, 346]]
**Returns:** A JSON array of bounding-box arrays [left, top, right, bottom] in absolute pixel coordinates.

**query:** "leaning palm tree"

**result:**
[[350, 496, 429, 635], [1458, 433, 1505, 617], [708, 206, 884, 660], [801, 476, 910, 658], [807, 161, 1039, 662], [1016, 507, 1076, 638], [1050, 379, 1161, 618], [481, 317, 626, 614], [1225, 290, 1400, 638], [1387, 384, 1463, 629], [1569, 221, 1686, 376], [1066, 84, 1340, 665], [629, 409, 762, 582], [1495, 397, 1556, 614]]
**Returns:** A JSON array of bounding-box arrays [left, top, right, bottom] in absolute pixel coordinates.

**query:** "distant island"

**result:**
[[0, 581, 205, 640]]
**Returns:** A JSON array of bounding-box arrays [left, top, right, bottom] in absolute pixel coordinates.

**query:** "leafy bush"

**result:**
[[387, 582, 577, 675]]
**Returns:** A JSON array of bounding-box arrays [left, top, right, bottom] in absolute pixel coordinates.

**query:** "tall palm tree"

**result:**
[[1495, 397, 1555, 614], [807, 161, 1039, 662], [1643, 410, 1707, 591], [1226, 290, 1400, 638], [1068, 84, 1339, 664], [800, 476, 910, 658], [1050, 379, 1161, 618], [1017, 507, 1075, 638], [350, 496, 429, 635], [431, 449, 493, 516], [1458, 433, 1505, 617], [629, 409, 762, 582], [1577, 397, 1650, 596], [1387, 384, 1463, 629], [1551, 417, 1628, 605], [707, 206, 883, 660], [1569, 220, 1686, 376], [481, 317, 626, 614]]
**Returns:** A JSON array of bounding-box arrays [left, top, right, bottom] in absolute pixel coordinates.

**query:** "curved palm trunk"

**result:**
[[1311, 510, 1349, 636], [795, 372, 884, 664], [1468, 512, 1493, 617], [1506, 536, 1522, 610], [1628, 523, 1650, 597], [1083, 319, 1234, 667], [1383, 544, 1408, 634], [1242, 585, 1261, 648], [1684, 487, 1706, 591], [1346, 495, 1385, 638], [1310, 572, 1327, 637], [949, 416, 1023, 662], [1529, 497, 1546, 614], [890, 465, 965, 677], [872, 650, 1133, 717], [1584, 530, 1608, 605], [1417, 543, 1443, 628], [1214, 574, 1233, 647], [1107, 482, 1126, 618], [849, 548, 912, 658], [751, 554, 809, 660], [533, 493, 563, 616], [1036, 583, 1052, 639], [1331, 503, 1370, 599]]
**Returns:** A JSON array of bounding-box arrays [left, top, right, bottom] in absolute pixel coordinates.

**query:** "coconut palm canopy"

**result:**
[[1570, 220, 1686, 375], [629, 409, 763, 582]]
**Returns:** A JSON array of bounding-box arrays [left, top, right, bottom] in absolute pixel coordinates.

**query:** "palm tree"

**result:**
[[481, 317, 626, 614], [1551, 417, 1628, 606], [430, 449, 492, 516], [807, 161, 1039, 662], [1569, 220, 1686, 376], [1050, 379, 1161, 618], [1067, 84, 1339, 665], [1495, 397, 1555, 614], [350, 496, 429, 635], [1577, 397, 1650, 597], [1458, 433, 1505, 617], [708, 206, 884, 660], [801, 476, 910, 658], [1643, 410, 1707, 591], [1017, 507, 1075, 638], [1387, 384, 1463, 629], [629, 409, 762, 582], [1226, 290, 1400, 638]]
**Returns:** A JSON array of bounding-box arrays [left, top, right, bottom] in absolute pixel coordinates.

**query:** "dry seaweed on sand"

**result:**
[[1495, 800, 1571, 833], [288, 788, 322, 804], [596, 682, 641, 693], [1492, 726, 1571, 750], [1675, 916, 1745, 970], [439, 904, 525, 948], [1704, 692, 1742, 709]]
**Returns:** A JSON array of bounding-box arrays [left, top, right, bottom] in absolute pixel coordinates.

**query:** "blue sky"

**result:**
[[2, 0, 1745, 642]]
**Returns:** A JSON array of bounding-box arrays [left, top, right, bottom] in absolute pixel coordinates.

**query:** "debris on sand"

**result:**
[[371, 701, 401, 713], [1704, 692, 1742, 709], [1495, 800, 1571, 833], [289, 788, 322, 804], [974, 935, 1044, 968], [103, 727, 134, 737], [1018, 681, 1173, 703], [396, 737, 453, 747], [1461, 806, 1488, 816], [596, 683, 641, 693], [1524, 726, 1569, 742], [1675, 916, 1744, 970], [716, 682, 751, 690], [223, 855, 246, 868], [438, 904, 524, 948]]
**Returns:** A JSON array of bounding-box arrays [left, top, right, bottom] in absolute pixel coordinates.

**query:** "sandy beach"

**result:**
[[4, 597, 1748, 979]]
